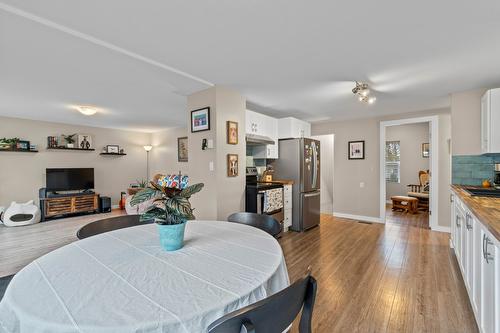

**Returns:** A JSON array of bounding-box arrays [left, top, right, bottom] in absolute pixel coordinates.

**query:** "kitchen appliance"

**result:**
[[245, 167, 284, 237], [273, 138, 320, 231], [494, 163, 500, 188]]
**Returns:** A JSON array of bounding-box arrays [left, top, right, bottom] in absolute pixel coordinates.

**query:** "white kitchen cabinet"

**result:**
[[481, 88, 500, 154], [278, 117, 311, 139], [246, 110, 279, 159], [451, 189, 500, 333]]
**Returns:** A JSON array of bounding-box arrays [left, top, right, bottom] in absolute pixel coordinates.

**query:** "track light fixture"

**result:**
[[352, 82, 376, 104]]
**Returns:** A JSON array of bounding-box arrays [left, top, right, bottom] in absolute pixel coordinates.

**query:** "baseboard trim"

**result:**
[[111, 204, 120, 209], [432, 225, 451, 233], [333, 212, 384, 224]]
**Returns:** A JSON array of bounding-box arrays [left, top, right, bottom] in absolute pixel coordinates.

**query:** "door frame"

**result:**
[[379, 116, 439, 230]]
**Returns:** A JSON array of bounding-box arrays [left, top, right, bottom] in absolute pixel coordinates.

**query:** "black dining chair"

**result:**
[[208, 268, 317, 333], [227, 212, 282, 238], [76, 215, 153, 239]]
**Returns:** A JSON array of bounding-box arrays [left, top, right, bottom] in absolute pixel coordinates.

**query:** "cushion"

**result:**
[[407, 192, 429, 199]]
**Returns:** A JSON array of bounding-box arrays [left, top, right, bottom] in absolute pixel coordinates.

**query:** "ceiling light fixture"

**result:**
[[75, 105, 99, 116], [352, 82, 376, 104]]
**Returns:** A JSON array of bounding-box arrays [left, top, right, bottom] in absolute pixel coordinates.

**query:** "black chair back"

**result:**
[[208, 270, 317, 333], [227, 212, 281, 238], [76, 215, 153, 239]]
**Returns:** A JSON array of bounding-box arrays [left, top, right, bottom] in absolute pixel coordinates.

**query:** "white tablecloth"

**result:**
[[0, 221, 289, 333]]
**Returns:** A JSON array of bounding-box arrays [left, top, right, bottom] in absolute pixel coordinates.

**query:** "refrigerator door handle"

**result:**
[[311, 141, 318, 189], [304, 191, 320, 198]]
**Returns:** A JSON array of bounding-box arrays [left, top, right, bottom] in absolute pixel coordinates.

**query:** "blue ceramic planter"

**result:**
[[157, 221, 187, 251]]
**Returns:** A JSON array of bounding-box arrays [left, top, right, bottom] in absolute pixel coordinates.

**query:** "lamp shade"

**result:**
[[143, 145, 153, 152]]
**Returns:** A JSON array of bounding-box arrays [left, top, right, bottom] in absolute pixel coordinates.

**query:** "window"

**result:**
[[385, 141, 400, 183]]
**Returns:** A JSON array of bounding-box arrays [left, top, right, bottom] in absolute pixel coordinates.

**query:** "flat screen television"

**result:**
[[46, 168, 94, 191]]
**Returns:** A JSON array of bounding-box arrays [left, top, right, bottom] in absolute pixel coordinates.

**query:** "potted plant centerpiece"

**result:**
[[62, 134, 77, 148], [130, 181, 204, 251]]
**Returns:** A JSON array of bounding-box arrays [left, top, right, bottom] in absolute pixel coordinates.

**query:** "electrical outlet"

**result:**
[[360, 182, 365, 188], [209, 161, 214, 171]]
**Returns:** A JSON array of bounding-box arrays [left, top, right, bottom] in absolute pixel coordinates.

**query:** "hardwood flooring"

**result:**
[[280, 214, 478, 333], [0, 210, 125, 277], [0, 211, 477, 332]]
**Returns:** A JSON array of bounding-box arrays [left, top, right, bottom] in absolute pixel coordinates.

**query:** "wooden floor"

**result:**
[[280, 214, 478, 333], [0, 210, 125, 277], [0, 210, 477, 332]]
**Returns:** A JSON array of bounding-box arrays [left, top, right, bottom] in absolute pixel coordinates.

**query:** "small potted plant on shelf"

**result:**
[[0, 138, 19, 150], [130, 181, 204, 251], [62, 134, 77, 148]]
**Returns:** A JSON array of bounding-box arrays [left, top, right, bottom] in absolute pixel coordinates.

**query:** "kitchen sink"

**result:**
[[465, 188, 500, 198]]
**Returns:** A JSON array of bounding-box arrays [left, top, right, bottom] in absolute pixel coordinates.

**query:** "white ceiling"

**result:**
[[1, 1, 500, 131]]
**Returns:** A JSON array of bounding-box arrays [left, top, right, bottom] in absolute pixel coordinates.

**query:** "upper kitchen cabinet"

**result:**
[[246, 110, 279, 159], [278, 117, 311, 139], [481, 88, 500, 154]]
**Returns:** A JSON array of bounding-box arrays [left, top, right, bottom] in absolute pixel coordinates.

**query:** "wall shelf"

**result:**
[[99, 153, 127, 156], [47, 147, 95, 151], [0, 149, 38, 153]]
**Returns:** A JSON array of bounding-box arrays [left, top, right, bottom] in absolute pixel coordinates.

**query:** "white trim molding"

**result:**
[[432, 225, 451, 233], [333, 212, 383, 224], [380, 115, 439, 230]]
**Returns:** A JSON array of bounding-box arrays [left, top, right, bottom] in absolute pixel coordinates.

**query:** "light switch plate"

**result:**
[[207, 139, 214, 149], [209, 161, 214, 171]]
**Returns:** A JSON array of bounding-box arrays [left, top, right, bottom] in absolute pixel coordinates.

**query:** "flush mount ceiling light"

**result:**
[[352, 82, 376, 104], [75, 105, 99, 116]]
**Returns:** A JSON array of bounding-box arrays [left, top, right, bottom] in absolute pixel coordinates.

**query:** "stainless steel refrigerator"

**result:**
[[273, 138, 320, 231]]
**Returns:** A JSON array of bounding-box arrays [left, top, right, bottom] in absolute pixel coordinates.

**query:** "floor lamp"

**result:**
[[144, 145, 153, 180]]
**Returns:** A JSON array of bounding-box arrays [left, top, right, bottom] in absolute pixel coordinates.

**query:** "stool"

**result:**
[[391, 196, 418, 214]]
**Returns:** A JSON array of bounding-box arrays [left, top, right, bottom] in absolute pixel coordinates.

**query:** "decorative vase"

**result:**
[[157, 221, 187, 251]]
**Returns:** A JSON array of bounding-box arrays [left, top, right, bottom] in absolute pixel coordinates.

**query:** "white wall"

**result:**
[[451, 89, 486, 156], [385, 123, 429, 200], [0, 116, 151, 207], [312, 108, 452, 228], [312, 134, 334, 214], [150, 127, 189, 176]]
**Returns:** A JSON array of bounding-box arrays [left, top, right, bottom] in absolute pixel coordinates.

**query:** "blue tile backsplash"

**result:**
[[452, 154, 500, 185]]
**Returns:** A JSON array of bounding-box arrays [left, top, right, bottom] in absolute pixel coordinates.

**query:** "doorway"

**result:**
[[379, 116, 439, 230], [312, 134, 334, 215]]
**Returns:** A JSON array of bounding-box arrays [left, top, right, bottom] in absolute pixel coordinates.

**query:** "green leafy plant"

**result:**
[[62, 134, 77, 144], [136, 179, 148, 188], [0, 138, 20, 150], [130, 182, 204, 225]]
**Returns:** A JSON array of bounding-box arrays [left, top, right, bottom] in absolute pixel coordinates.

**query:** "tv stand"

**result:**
[[40, 192, 99, 221]]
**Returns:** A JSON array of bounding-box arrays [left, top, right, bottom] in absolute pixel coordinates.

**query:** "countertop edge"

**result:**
[[451, 185, 500, 242]]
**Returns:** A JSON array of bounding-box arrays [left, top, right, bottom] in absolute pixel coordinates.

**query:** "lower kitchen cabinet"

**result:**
[[451, 190, 500, 333]]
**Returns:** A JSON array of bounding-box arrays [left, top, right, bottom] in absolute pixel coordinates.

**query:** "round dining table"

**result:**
[[0, 221, 289, 333]]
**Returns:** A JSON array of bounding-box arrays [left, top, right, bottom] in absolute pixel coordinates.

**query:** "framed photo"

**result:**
[[177, 137, 188, 162], [348, 140, 365, 160], [16, 140, 30, 151], [422, 143, 430, 158], [227, 121, 238, 145], [78, 134, 92, 149], [191, 107, 210, 133], [227, 154, 239, 177], [106, 145, 120, 154]]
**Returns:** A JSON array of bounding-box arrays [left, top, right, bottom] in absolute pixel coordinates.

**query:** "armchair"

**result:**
[[407, 170, 429, 211]]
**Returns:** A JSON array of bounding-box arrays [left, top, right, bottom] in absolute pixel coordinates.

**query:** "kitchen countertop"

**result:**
[[257, 179, 294, 185], [451, 185, 500, 241]]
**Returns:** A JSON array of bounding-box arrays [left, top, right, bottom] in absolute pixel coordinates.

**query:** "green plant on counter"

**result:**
[[130, 182, 204, 225], [62, 134, 77, 144]]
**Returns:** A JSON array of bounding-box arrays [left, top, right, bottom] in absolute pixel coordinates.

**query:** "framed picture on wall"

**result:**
[[422, 143, 430, 158], [227, 154, 238, 177], [177, 137, 188, 162], [106, 145, 119, 154], [227, 121, 238, 145], [348, 140, 365, 160], [191, 107, 210, 132], [77, 134, 92, 149]]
